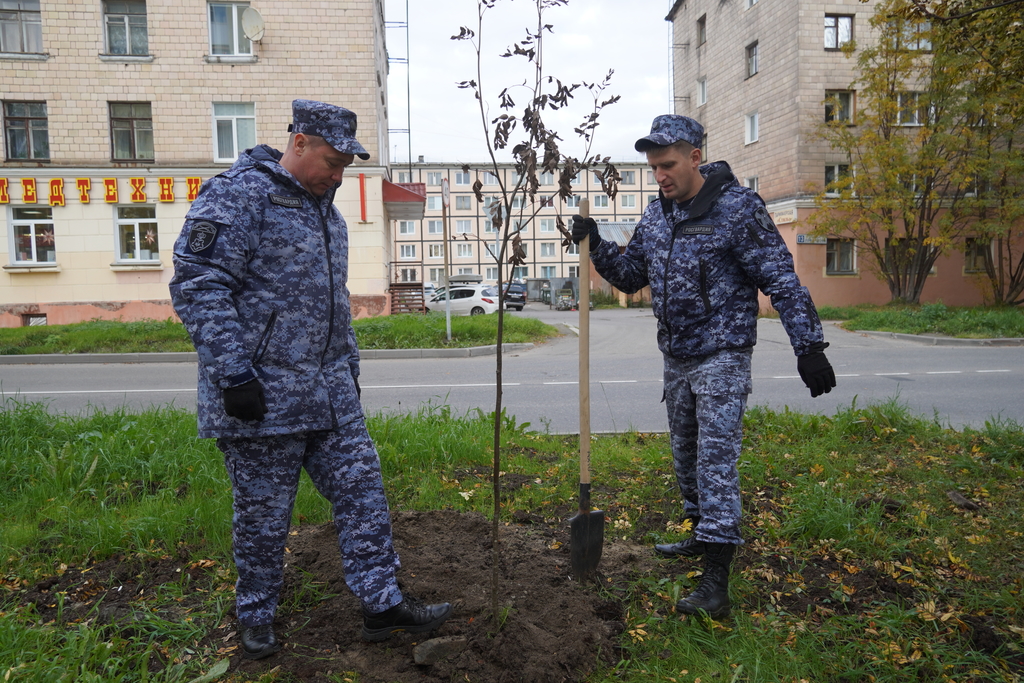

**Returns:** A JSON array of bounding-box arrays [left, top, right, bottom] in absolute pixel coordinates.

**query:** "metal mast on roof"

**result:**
[[385, 0, 412, 175]]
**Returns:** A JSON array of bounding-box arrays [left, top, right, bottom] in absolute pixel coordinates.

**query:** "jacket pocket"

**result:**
[[252, 310, 279, 365]]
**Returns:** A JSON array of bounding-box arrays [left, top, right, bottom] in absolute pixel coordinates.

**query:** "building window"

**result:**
[[428, 243, 443, 258], [512, 266, 529, 280], [539, 171, 554, 185], [824, 15, 853, 50], [964, 238, 990, 274], [825, 90, 854, 123], [568, 265, 579, 277], [620, 170, 635, 185], [570, 173, 581, 185], [899, 92, 930, 126], [747, 0, 758, 7], [484, 220, 498, 234], [396, 171, 412, 183], [457, 243, 472, 258], [427, 220, 443, 235], [456, 267, 475, 276], [209, 2, 251, 56], [540, 242, 556, 257], [541, 265, 557, 278], [110, 102, 153, 161], [746, 42, 759, 78], [426, 196, 442, 211], [428, 267, 444, 283], [826, 238, 856, 275], [899, 20, 932, 51], [116, 206, 159, 261], [697, 15, 706, 46], [485, 267, 498, 280], [483, 171, 500, 185], [539, 218, 555, 233], [213, 102, 255, 162], [825, 164, 851, 196], [745, 177, 759, 193], [593, 195, 608, 208], [104, 0, 148, 55], [427, 172, 442, 185], [566, 195, 580, 208], [0, 0, 42, 53], [398, 220, 415, 235], [648, 194, 659, 205], [399, 244, 416, 259], [3, 101, 48, 160], [621, 194, 636, 209], [698, 77, 708, 106], [455, 171, 471, 185], [10, 206, 55, 263], [745, 112, 759, 145], [456, 219, 471, 234], [567, 243, 579, 256], [455, 195, 472, 210], [647, 170, 656, 184], [399, 267, 418, 282]]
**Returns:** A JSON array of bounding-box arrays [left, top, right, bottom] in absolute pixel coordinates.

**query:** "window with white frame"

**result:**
[[541, 265, 556, 278], [399, 244, 416, 259], [399, 267, 417, 282], [485, 267, 498, 280], [213, 102, 255, 162], [746, 41, 759, 78], [620, 171, 635, 185], [826, 238, 856, 274], [512, 266, 528, 279], [567, 243, 579, 256], [457, 267, 474, 275], [593, 195, 608, 208], [10, 206, 55, 263], [457, 243, 472, 258], [110, 101, 154, 161], [428, 267, 444, 283], [745, 111, 759, 145], [104, 1, 148, 55], [570, 174, 581, 185], [539, 171, 554, 185], [511, 195, 523, 209], [539, 218, 555, 233], [747, 0, 758, 7], [484, 220, 497, 233], [698, 77, 708, 106], [209, 2, 251, 56], [899, 19, 932, 51], [427, 196, 442, 211], [427, 172, 442, 185], [824, 14, 852, 50], [116, 206, 159, 261], [427, 220, 443, 235], [745, 177, 759, 193], [898, 92, 930, 126], [647, 170, 656, 184], [484, 243, 497, 259], [456, 195, 471, 210], [540, 242, 556, 257], [456, 220, 471, 234], [568, 265, 579, 278], [483, 171, 499, 185], [825, 90, 854, 124], [825, 164, 851, 195], [455, 171, 471, 185], [3, 101, 49, 160], [566, 195, 580, 208], [428, 243, 443, 258], [648, 194, 659, 205], [621, 194, 636, 209], [697, 15, 706, 46], [0, 0, 42, 53], [396, 171, 412, 183], [398, 221, 415, 235]]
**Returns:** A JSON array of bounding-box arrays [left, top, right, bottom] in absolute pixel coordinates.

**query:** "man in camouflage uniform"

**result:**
[[572, 114, 835, 619], [170, 100, 451, 660]]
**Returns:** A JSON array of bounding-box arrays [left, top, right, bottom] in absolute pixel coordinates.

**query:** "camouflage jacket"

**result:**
[[170, 144, 361, 438], [591, 161, 823, 361]]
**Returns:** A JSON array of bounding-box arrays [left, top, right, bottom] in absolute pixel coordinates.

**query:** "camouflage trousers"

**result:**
[[217, 418, 402, 627], [663, 348, 752, 545]]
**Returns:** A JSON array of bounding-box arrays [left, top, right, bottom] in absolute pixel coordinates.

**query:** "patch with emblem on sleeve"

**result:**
[[754, 207, 776, 232], [269, 194, 303, 208], [187, 221, 219, 253]]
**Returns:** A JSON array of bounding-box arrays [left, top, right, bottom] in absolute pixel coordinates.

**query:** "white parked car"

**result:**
[[426, 283, 499, 316]]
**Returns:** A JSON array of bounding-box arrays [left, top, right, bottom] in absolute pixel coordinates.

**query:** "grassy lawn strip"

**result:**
[[1, 400, 1021, 681], [0, 313, 559, 355], [816, 303, 1024, 339]]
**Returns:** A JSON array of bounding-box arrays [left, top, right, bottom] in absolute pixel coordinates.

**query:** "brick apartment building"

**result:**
[[666, 0, 1001, 307], [1, 0, 421, 327]]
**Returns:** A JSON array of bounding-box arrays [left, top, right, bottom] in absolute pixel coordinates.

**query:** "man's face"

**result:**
[[290, 135, 355, 198], [646, 144, 703, 203]]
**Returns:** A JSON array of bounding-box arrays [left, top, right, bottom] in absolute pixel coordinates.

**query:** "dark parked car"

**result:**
[[503, 282, 526, 311]]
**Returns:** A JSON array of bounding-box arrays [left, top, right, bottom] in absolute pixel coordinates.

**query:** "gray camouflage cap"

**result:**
[[634, 114, 704, 152], [288, 99, 370, 160]]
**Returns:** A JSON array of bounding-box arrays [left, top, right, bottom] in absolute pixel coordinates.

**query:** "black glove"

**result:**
[[570, 215, 601, 250], [223, 379, 267, 421], [797, 342, 836, 398], [354, 376, 361, 400]]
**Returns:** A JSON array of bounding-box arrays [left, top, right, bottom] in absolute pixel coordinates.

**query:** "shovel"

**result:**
[[570, 198, 604, 581]]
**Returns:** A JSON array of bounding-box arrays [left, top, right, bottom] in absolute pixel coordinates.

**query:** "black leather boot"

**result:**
[[675, 542, 735, 619], [361, 597, 453, 642], [654, 516, 704, 558], [241, 623, 282, 660]]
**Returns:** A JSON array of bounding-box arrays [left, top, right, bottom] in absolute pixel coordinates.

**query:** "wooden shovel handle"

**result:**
[[578, 199, 591, 487]]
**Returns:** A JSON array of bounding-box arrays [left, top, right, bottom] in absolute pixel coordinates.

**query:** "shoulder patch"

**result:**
[[269, 193, 303, 208], [187, 221, 219, 253], [754, 207, 775, 232]]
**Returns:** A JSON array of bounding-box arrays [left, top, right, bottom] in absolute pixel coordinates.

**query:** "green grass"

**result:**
[[2, 399, 1022, 681], [0, 313, 560, 355], [816, 303, 1024, 339]]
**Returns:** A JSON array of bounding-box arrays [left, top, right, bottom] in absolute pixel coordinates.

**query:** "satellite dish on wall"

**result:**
[[241, 7, 265, 42]]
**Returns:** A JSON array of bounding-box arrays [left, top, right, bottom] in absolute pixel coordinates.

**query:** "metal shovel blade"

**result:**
[[570, 483, 604, 581]]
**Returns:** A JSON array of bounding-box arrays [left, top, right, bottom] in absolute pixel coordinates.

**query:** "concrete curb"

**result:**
[[853, 330, 1024, 347], [0, 343, 536, 365]]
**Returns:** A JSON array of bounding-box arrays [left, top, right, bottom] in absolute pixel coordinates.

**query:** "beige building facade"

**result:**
[[667, 0, 995, 307], [1, 0, 410, 327]]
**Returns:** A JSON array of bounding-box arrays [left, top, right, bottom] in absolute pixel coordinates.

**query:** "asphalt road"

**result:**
[[2, 306, 1022, 432]]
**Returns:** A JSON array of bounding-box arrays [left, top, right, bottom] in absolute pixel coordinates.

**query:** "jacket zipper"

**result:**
[[252, 310, 278, 364], [319, 204, 338, 427]]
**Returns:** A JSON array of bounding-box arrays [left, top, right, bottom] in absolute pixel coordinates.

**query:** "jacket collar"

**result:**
[[659, 160, 737, 222]]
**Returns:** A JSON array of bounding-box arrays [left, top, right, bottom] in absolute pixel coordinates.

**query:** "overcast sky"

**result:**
[[382, 0, 675, 167]]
